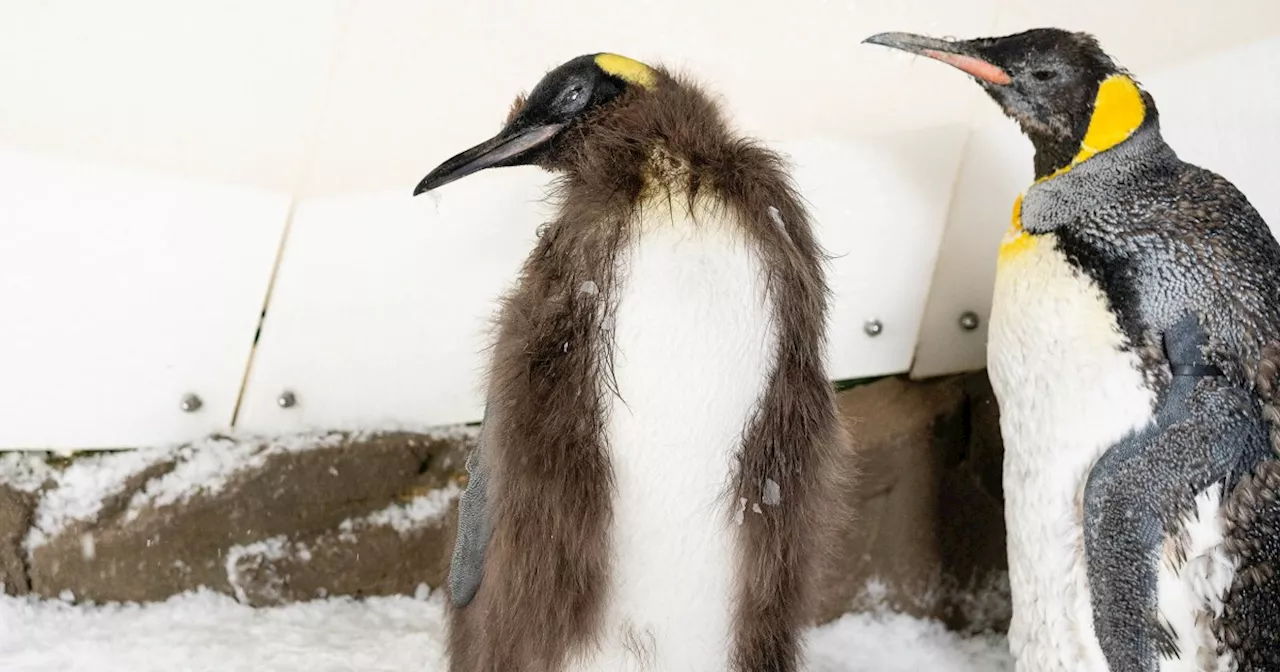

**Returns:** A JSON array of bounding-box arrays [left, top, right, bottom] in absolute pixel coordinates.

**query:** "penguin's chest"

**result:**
[[574, 197, 777, 672], [988, 225, 1156, 670]]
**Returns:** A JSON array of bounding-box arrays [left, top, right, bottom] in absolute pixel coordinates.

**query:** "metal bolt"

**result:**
[[959, 311, 980, 331], [277, 391, 297, 409], [863, 319, 883, 337], [179, 394, 202, 413]]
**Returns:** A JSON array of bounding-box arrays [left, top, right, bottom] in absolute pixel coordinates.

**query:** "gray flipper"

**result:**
[[448, 406, 494, 609], [1084, 314, 1270, 671]]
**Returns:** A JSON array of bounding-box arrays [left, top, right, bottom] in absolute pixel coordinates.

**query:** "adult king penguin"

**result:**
[[413, 53, 848, 672], [866, 28, 1280, 671]]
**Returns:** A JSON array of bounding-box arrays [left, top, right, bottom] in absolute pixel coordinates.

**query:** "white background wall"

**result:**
[[1, 0, 1278, 449]]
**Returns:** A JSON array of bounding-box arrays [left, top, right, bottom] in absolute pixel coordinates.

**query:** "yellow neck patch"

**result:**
[[1003, 76, 1144, 265], [594, 53, 658, 90], [999, 193, 1036, 262], [1038, 74, 1146, 183]]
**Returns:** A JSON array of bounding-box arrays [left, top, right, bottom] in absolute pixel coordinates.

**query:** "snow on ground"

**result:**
[[0, 588, 1011, 672], [0, 589, 448, 672], [806, 611, 1012, 671], [2, 433, 1010, 670], [223, 535, 316, 603]]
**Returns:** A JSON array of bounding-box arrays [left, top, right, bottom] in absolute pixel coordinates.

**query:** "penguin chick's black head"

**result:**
[[414, 53, 658, 195], [865, 28, 1145, 178]]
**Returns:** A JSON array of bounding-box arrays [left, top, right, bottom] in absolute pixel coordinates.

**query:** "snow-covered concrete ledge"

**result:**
[[0, 428, 474, 606], [0, 372, 1013, 638]]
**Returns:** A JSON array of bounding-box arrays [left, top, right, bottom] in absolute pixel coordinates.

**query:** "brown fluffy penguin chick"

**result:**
[[414, 53, 852, 672]]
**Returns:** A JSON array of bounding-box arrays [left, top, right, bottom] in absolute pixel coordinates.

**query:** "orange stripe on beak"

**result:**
[[922, 49, 1012, 85]]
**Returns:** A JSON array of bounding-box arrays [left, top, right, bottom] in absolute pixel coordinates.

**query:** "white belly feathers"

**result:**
[[988, 227, 1156, 672], [566, 192, 778, 671]]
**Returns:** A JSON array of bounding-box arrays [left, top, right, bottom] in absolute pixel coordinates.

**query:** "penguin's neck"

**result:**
[[562, 78, 734, 200], [1018, 83, 1175, 238], [1032, 75, 1162, 182]]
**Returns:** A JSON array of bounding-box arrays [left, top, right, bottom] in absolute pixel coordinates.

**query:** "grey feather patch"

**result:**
[[1083, 315, 1268, 669]]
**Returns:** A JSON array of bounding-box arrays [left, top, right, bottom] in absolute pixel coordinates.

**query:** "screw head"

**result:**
[[863, 319, 883, 337], [179, 394, 202, 413], [277, 391, 297, 409], [959, 311, 980, 331]]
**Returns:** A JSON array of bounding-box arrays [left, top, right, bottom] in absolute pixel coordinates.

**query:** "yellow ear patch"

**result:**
[[595, 53, 658, 90], [1038, 74, 1146, 183], [1074, 75, 1145, 163]]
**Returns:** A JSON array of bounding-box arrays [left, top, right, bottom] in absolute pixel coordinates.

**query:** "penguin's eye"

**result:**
[[1031, 70, 1058, 81], [555, 83, 591, 114]]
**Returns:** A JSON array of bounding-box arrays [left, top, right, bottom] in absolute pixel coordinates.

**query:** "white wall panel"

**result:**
[[0, 1, 350, 449], [992, 0, 1280, 74], [235, 173, 548, 433], [782, 130, 967, 380], [0, 0, 350, 192], [910, 119, 1031, 379], [0, 149, 288, 449]]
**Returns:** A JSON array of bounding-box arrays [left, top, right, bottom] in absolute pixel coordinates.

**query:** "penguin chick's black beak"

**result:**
[[413, 122, 565, 196], [863, 32, 1012, 86]]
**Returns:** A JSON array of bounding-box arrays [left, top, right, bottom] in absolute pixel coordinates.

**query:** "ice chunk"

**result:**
[[763, 478, 781, 506], [0, 452, 56, 493], [767, 205, 790, 241], [767, 205, 785, 229]]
